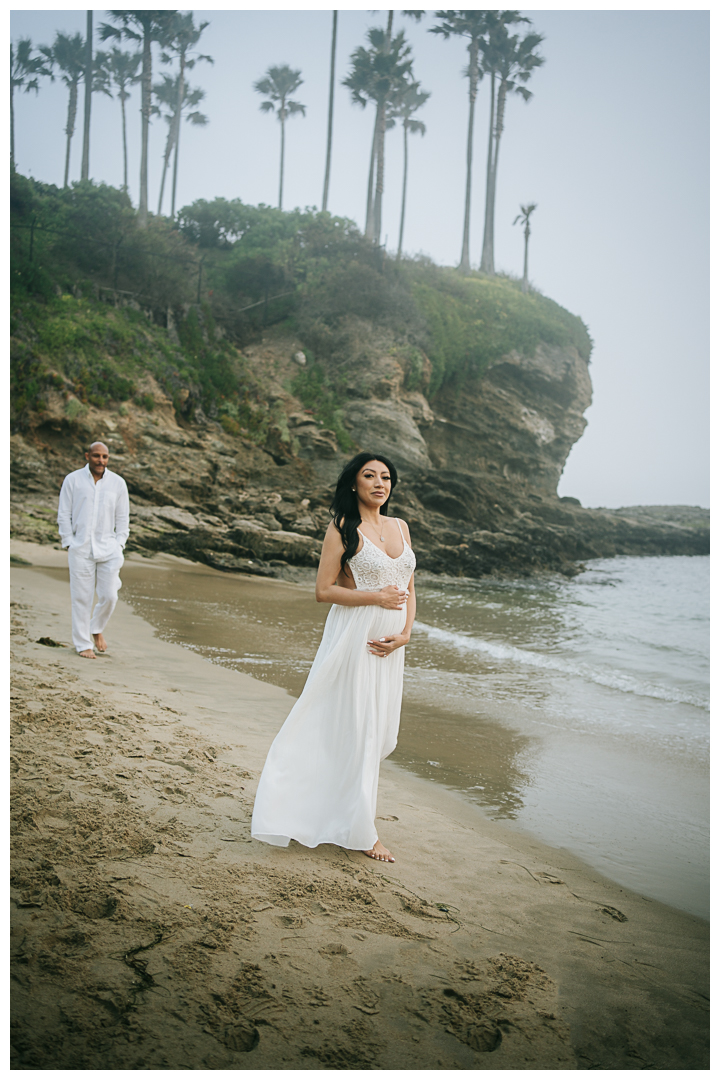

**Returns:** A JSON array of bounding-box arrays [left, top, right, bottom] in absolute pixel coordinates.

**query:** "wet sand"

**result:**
[[10, 541, 709, 1070], [105, 553, 709, 917]]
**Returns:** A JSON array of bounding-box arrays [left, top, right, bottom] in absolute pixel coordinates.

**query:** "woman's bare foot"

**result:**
[[78, 649, 96, 659], [363, 840, 395, 863], [93, 633, 108, 652]]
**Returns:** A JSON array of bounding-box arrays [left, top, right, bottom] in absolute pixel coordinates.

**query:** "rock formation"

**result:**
[[10, 323, 708, 579]]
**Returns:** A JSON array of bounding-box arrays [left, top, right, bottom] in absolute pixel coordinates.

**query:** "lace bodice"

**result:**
[[347, 519, 416, 592]]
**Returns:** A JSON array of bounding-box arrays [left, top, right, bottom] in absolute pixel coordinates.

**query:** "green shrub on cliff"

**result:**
[[11, 296, 144, 418], [409, 264, 592, 394], [290, 351, 354, 452], [10, 171, 592, 435], [10, 171, 196, 310], [10, 291, 251, 431]]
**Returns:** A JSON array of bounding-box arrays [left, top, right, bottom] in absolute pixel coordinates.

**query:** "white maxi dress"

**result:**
[[251, 519, 416, 851]]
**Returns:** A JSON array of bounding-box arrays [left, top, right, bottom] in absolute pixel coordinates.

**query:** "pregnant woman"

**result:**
[[251, 452, 416, 863]]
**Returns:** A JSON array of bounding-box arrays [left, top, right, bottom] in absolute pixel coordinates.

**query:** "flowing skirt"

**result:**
[[251, 602, 406, 850]]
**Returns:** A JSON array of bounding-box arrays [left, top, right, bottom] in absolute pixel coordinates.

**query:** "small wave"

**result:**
[[413, 621, 709, 710]]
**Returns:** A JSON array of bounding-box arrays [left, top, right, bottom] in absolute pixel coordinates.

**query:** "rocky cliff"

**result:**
[[10, 315, 708, 580]]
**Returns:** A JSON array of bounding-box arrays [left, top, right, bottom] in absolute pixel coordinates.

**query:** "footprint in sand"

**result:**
[[319, 942, 350, 957], [275, 914, 305, 929], [449, 1020, 502, 1053], [600, 905, 628, 922], [216, 1021, 259, 1053]]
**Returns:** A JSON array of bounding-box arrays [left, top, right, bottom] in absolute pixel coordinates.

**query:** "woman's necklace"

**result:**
[[364, 517, 386, 543]]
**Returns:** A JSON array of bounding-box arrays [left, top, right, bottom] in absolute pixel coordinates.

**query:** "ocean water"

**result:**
[[120, 554, 709, 919]]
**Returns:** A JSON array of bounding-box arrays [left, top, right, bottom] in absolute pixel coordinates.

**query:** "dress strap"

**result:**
[[394, 517, 404, 543]]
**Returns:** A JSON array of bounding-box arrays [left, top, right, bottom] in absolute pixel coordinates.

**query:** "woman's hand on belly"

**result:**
[[375, 585, 409, 609], [367, 632, 409, 658]]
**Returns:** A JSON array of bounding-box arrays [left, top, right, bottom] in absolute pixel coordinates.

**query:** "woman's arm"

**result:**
[[367, 573, 416, 656], [401, 577, 417, 641], [315, 522, 408, 610], [368, 520, 417, 657]]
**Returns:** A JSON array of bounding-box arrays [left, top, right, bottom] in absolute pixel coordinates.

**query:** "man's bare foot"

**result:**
[[363, 840, 395, 863], [92, 633, 108, 652], [78, 649, 96, 659]]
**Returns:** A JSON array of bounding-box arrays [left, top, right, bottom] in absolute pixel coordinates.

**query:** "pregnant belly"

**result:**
[[367, 605, 406, 641]]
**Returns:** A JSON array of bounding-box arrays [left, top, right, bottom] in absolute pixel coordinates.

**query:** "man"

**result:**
[[57, 441, 130, 659]]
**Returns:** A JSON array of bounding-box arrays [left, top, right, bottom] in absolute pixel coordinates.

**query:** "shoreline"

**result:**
[[103, 546, 710, 918], [10, 541, 709, 1069]]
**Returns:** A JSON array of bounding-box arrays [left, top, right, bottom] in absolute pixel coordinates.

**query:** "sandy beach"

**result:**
[[10, 541, 709, 1070]]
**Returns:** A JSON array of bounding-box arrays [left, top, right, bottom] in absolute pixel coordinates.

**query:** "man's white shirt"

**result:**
[[57, 464, 130, 559]]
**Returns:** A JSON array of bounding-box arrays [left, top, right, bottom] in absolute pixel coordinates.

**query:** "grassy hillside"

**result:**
[[10, 170, 592, 443]]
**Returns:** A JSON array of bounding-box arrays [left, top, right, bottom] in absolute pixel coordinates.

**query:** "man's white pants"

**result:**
[[68, 547, 124, 653]]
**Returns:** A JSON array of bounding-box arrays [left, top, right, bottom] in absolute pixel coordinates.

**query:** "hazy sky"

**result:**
[[10, 6, 709, 508]]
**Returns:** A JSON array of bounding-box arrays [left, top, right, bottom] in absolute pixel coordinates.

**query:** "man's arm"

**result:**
[[115, 479, 130, 549], [57, 475, 74, 548]]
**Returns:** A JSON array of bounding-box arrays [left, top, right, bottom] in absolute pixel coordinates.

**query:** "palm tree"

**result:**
[[154, 74, 208, 216], [367, 10, 393, 241], [394, 80, 430, 258], [513, 202, 537, 292], [321, 10, 338, 212], [160, 12, 212, 218], [477, 12, 529, 274], [361, 11, 423, 235], [343, 27, 414, 244], [481, 26, 544, 275], [41, 32, 85, 187], [431, 10, 526, 273], [99, 11, 178, 226], [10, 38, 52, 170], [42, 33, 111, 188], [80, 11, 93, 181], [99, 47, 141, 192], [430, 11, 489, 272], [254, 65, 306, 211]]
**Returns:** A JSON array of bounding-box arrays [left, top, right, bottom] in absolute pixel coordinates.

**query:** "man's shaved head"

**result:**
[[85, 442, 110, 480]]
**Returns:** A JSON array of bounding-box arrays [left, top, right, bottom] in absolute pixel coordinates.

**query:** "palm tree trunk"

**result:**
[[64, 127, 72, 188], [480, 72, 496, 274], [120, 93, 128, 192], [365, 108, 379, 237], [170, 52, 186, 218], [10, 85, 15, 170], [460, 38, 479, 273], [158, 131, 173, 215], [485, 81, 507, 277], [64, 82, 78, 188], [373, 100, 386, 245], [81, 9, 92, 181], [139, 28, 152, 226], [522, 222, 529, 292], [371, 10, 394, 247], [322, 10, 337, 212], [279, 112, 285, 210], [397, 119, 409, 258]]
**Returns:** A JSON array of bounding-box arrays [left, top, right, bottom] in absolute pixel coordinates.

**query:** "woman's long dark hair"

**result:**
[[330, 451, 398, 570]]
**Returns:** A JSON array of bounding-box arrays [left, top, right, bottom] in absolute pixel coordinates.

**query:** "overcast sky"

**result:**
[[10, 6, 709, 509]]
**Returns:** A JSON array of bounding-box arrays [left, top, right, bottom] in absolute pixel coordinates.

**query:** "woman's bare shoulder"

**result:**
[[323, 519, 343, 543], [395, 516, 412, 543]]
